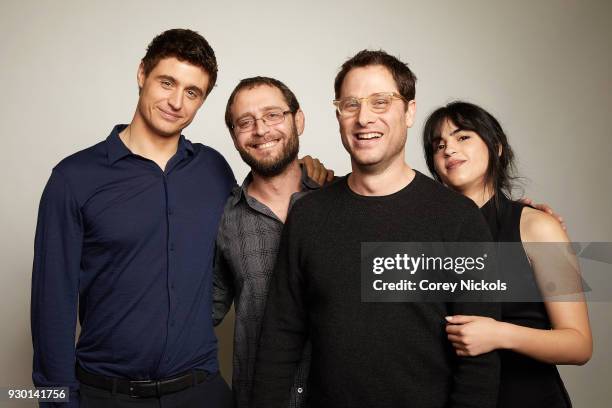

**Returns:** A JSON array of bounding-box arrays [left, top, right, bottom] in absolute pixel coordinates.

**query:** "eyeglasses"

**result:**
[[333, 92, 408, 117], [232, 110, 293, 133]]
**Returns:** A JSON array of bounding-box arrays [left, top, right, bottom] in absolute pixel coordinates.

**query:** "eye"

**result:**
[[236, 117, 255, 129], [372, 98, 390, 107], [160, 80, 172, 89], [436, 142, 445, 150], [341, 99, 360, 112], [265, 112, 284, 121], [186, 90, 198, 100], [458, 135, 471, 141]]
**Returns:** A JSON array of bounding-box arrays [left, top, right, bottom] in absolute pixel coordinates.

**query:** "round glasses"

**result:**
[[232, 110, 293, 133], [333, 92, 408, 117]]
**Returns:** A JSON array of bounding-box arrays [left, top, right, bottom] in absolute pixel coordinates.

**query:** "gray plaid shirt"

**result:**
[[213, 166, 319, 408]]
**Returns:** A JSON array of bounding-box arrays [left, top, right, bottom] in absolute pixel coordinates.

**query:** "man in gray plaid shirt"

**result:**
[[212, 76, 333, 408]]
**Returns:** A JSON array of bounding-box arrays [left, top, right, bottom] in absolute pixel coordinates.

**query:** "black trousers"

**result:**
[[79, 373, 233, 408]]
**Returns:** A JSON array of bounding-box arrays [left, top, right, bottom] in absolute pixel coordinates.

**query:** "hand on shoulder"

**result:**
[[520, 206, 569, 243]]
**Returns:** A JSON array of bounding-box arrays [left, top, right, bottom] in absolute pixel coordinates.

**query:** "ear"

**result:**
[[497, 144, 503, 157], [295, 109, 305, 136], [404, 99, 417, 128], [137, 62, 146, 90]]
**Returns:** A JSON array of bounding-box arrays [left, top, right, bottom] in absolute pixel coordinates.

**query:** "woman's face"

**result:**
[[433, 119, 491, 194]]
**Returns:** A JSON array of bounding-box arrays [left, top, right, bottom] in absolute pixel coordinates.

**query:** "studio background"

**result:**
[[1, 1, 610, 406]]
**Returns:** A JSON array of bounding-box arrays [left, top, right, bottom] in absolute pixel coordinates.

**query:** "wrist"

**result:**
[[496, 321, 515, 350]]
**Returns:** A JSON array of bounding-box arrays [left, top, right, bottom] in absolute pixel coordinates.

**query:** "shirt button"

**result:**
[[168, 208, 173, 215], [297, 387, 303, 394], [170, 243, 175, 251]]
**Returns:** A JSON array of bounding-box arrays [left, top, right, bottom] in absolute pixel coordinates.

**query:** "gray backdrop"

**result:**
[[1, 0, 610, 407]]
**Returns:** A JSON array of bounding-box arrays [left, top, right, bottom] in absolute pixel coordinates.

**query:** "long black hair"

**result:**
[[422, 101, 521, 202]]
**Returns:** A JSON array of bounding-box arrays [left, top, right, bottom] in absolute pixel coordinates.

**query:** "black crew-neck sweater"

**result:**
[[253, 171, 500, 408]]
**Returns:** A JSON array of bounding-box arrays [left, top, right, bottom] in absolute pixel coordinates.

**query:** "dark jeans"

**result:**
[[79, 373, 233, 408]]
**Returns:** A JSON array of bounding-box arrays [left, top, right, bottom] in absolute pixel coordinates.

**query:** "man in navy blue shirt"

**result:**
[[31, 29, 235, 408]]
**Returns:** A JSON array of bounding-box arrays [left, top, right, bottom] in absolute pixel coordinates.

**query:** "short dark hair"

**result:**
[[142, 29, 218, 95], [334, 49, 417, 106], [422, 101, 519, 199], [224, 76, 300, 132]]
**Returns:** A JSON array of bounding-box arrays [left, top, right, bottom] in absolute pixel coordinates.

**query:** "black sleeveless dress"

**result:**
[[480, 194, 572, 408]]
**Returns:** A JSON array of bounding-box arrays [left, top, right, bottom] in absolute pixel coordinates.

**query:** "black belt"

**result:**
[[76, 364, 216, 398]]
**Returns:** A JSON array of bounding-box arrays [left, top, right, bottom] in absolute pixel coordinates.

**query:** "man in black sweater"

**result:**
[[253, 50, 500, 408]]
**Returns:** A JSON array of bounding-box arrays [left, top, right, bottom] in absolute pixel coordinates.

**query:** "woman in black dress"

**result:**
[[422, 101, 592, 407]]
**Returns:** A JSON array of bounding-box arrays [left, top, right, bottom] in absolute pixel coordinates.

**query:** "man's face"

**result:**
[[337, 65, 416, 172], [230, 85, 304, 177], [136, 57, 209, 138]]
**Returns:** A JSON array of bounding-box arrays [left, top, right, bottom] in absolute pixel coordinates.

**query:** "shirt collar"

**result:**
[[106, 124, 195, 165], [230, 163, 320, 207]]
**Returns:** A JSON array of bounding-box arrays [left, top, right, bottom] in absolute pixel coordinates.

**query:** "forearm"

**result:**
[[31, 269, 80, 408], [31, 267, 80, 399], [498, 322, 592, 365]]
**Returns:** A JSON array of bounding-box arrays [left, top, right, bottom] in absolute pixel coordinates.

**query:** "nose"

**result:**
[[167, 89, 183, 110], [443, 139, 457, 157], [357, 100, 376, 127], [254, 118, 270, 136]]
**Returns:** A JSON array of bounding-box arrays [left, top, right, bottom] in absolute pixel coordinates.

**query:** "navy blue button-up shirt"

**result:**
[[31, 125, 235, 404]]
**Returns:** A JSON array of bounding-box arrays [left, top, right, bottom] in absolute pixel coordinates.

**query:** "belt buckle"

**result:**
[[127, 379, 156, 398]]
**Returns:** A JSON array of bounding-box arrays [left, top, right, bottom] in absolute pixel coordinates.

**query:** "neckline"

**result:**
[[341, 170, 421, 202]]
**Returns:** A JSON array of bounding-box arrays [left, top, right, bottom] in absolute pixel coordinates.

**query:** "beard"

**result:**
[[237, 123, 300, 177]]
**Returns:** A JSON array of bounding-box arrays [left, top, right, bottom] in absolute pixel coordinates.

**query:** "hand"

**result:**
[[519, 197, 566, 230], [445, 315, 502, 357], [298, 155, 335, 186]]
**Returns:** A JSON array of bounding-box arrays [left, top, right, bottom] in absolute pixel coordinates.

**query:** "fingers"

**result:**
[[299, 155, 325, 185], [298, 155, 314, 169], [447, 334, 463, 343], [445, 315, 474, 324], [299, 155, 314, 175], [312, 158, 325, 185], [532, 203, 567, 231], [534, 203, 553, 215], [294, 155, 335, 186], [445, 324, 463, 335]]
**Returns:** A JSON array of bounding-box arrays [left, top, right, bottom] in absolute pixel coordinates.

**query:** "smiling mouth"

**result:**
[[446, 160, 466, 170], [158, 108, 182, 121], [251, 139, 280, 150], [355, 132, 383, 140]]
